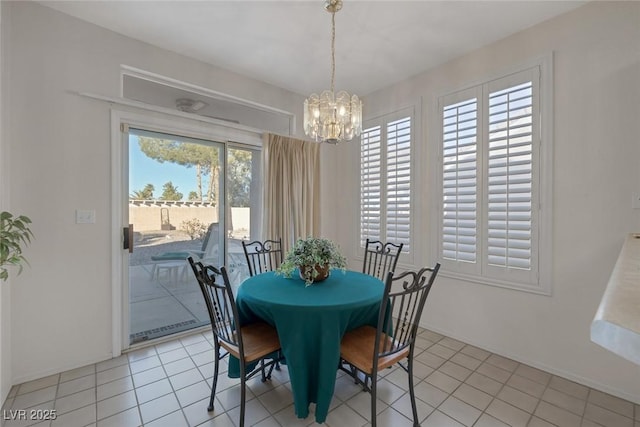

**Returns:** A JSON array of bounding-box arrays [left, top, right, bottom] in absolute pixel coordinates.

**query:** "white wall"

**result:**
[[323, 1, 640, 403], [0, 0, 12, 404], [2, 0, 306, 393]]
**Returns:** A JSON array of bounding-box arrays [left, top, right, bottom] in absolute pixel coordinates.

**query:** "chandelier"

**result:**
[[303, 0, 362, 144]]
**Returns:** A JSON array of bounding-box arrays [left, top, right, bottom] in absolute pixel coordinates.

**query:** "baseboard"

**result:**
[[11, 327, 212, 391], [420, 321, 640, 405], [11, 351, 113, 389]]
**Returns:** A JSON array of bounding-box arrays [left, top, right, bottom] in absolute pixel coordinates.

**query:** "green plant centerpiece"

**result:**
[[276, 237, 347, 286], [0, 211, 34, 281]]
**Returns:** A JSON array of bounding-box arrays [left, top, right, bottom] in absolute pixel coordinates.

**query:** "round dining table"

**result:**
[[232, 269, 384, 423]]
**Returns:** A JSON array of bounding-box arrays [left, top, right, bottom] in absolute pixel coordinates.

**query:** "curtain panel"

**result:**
[[262, 133, 320, 253]]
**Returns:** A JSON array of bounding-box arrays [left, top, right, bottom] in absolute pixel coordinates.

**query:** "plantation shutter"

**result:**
[[484, 68, 539, 282], [437, 63, 546, 292], [385, 117, 411, 252], [360, 109, 413, 257], [360, 125, 382, 246], [441, 88, 480, 273]]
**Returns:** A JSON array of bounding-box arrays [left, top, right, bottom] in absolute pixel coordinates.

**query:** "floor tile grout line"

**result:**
[[422, 338, 634, 427], [524, 372, 555, 427], [91, 362, 98, 427], [419, 335, 487, 426], [436, 341, 596, 421], [154, 336, 200, 427], [135, 340, 163, 426], [421, 339, 538, 427], [461, 354, 520, 427], [5, 327, 639, 427]]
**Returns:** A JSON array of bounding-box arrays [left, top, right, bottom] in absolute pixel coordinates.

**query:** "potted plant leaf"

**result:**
[[0, 211, 34, 281], [276, 237, 347, 286]]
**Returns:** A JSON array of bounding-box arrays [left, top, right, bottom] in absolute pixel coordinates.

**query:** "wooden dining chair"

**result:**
[[339, 263, 441, 427], [362, 239, 404, 281], [242, 238, 283, 276], [188, 257, 283, 427]]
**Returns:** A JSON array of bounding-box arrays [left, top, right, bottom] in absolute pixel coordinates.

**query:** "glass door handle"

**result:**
[[123, 224, 133, 253]]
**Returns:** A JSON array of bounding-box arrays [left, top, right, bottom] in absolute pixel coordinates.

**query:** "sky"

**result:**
[[128, 136, 198, 200]]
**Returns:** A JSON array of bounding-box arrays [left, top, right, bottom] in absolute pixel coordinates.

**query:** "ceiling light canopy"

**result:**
[[304, 0, 362, 144]]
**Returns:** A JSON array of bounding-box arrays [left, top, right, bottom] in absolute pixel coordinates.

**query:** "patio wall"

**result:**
[[129, 201, 250, 235], [129, 201, 218, 231]]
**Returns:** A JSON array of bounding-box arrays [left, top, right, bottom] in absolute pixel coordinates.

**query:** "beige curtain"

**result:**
[[262, 133, 320, 253]]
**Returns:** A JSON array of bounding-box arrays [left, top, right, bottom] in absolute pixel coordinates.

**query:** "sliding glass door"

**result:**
[[225, 145, 262, 285], [127, 129, 224, 345]]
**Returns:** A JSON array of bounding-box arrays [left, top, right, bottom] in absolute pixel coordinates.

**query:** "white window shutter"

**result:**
[[438, 64, 544, 291], [484, 68, 539, 284], [440, 91, 480, 273], [385, 117, 411, 252], [360, 110, 413, 255], [486, 82, 533, 269], [360, 126, 382, 246]]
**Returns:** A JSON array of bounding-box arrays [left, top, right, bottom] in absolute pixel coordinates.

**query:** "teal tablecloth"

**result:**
[[231, 270, 384, 423]]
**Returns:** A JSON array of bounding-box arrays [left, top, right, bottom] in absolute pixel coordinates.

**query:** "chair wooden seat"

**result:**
[[340, 325, 409, 373], [221, 321, 281, 364]]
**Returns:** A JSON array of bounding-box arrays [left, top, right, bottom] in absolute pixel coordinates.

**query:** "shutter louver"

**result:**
[[360, 126, 382, 246], [487, 81, 533, 271], [386, 117, 411, 252], [442, 98, 478, 264]]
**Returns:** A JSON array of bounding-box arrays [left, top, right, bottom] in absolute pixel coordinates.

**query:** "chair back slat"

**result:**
[[362, 239, 404, 281], [375, 264, 441, 360], [188, 257, 243, 354], [242, 238, 283, 276]]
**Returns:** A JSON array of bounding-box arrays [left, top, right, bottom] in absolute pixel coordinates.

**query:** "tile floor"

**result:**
[[2, 328, 639, 427]]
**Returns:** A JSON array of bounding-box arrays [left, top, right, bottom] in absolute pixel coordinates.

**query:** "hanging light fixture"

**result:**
[[304, 0, 362, 144]]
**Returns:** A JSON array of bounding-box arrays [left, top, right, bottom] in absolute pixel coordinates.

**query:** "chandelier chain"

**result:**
[[330, 10, 336, 93]]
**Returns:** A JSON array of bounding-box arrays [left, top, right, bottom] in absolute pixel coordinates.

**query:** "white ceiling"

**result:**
[[40, 0, 586, 96]]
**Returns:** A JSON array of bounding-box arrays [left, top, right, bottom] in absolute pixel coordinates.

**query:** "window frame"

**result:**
[[359, 107, 416, 264], [435, 54, 553, 295]]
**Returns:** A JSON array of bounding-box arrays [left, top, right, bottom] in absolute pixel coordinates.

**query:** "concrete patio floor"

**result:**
[[129, 260, 248, 345]]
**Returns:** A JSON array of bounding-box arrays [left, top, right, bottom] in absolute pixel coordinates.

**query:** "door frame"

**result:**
[[110, 108, 262, 355]]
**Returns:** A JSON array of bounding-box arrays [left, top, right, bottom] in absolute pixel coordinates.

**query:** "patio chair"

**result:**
[[149, 223, 218, 279], [339, 264, 441, 427], [362, 239, 404, 281], [241, 238, 283, 276], [188, 257, 283, 427]]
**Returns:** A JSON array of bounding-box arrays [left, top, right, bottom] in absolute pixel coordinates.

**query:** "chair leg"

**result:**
[[407, 357, 419, 427], [260, 359, 267, 382], [240, 364, 247, 427], [370, 372, 378, 427], [208, 342, 221, 411]]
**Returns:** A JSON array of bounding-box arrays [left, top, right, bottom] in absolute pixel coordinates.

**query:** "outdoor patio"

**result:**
[[128, 230, 249, 345]]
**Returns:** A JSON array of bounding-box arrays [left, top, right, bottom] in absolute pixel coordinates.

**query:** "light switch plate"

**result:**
[[76, 209, 96, 224]]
